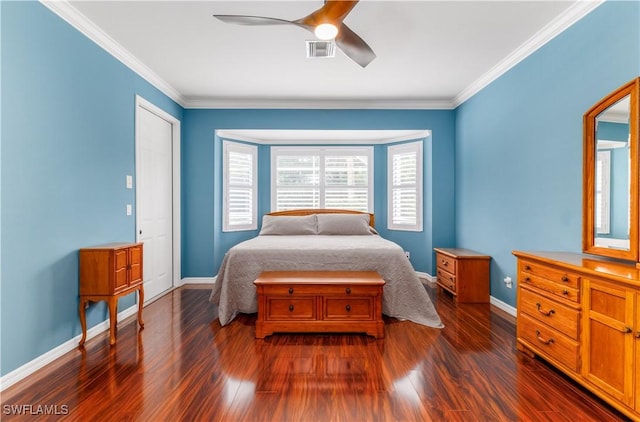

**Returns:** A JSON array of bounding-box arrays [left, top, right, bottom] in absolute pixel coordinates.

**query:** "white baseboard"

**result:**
[[490, 296, 517, 317], [0, 304, 138, 391], [181, 277, 216, 285], [419, 271, 517, 317], [416, 271, 436, 287]]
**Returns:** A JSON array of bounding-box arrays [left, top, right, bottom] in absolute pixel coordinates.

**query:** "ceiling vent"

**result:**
[[306, 40, 336, 59]]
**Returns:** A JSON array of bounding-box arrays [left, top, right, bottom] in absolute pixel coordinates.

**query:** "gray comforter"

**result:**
[[209, 235, 443, 328]]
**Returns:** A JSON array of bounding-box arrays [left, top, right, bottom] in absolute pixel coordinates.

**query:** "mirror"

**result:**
[[583, 78, 639, 262]]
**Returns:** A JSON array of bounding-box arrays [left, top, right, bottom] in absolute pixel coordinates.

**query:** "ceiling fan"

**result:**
[[214, 0, 376, 68]]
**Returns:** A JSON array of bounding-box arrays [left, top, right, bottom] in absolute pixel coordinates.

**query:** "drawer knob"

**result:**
[[561, 275, 569, 282], [441, 260, 448, 266], [289, 304, 294, 312], [623, 326, 632, 334], [524, 277, 531, 283], [562, 289, 569, 296], [345, 305, 351, 312], [635, 331, 640, 339], [288, 288, 294, 294], [525, 265, 531, 271], [536, 303, 555, 316], [346, 288, 351, 294], [535, 330, 554, 345]]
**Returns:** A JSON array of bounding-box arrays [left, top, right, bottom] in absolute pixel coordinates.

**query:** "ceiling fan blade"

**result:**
[[214, 15, 296, 26], [296, 1, 360, 27], [335, 23, 376, 68]]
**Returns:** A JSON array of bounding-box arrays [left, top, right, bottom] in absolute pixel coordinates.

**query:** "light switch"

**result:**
[[126, 204, 132, 216], [126, 175, 133, 189]]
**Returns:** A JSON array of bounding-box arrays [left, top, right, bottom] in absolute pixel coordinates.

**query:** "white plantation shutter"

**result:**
[[324, 154, 370, 211], [388, 141, 423, 231], [223, 141, 257, 231], [274, 154, 320, 210], [272, 147, 373, 212]]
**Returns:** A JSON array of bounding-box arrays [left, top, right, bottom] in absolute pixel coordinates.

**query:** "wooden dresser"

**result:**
[[254, 271, 385, 339], [513, 251, 640, 421], [79, 242, 145, 346], [433, 247, 491, 303]]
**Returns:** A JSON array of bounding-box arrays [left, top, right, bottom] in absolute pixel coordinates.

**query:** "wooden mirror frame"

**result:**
[[583, 77, 640, 262]]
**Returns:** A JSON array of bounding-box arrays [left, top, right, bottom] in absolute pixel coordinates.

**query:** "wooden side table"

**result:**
[[78, 242, 145, 346], [433, 247, 491, 303]]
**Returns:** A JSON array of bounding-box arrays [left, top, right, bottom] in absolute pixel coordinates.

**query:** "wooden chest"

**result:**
[[254, 271, 385, 339]]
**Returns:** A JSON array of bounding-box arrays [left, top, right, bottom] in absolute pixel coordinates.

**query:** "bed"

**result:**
[[209, 209, 443, 329]]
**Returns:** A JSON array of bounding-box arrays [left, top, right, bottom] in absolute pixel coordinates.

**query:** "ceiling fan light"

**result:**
[[314, 23, 338, 40]]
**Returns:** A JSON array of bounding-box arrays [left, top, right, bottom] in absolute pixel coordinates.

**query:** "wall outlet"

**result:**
[[504, 276, 513, 289], [405, 251, 410, 259]]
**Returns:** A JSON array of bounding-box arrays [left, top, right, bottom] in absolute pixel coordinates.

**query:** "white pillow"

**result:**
[[316, 213, 374, 235], [259, 214, 317, 235]]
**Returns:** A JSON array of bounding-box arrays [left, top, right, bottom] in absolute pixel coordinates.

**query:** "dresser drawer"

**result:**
[[518, 313, 579, 372], [266, 298, 316, 320], [520, 260, 580, 289], [520, 273, 580, 302], [519, 287, 580, 340], [436, 253, 457, 274], [324, 298, 373, 320], [436, 269, 456, 291]]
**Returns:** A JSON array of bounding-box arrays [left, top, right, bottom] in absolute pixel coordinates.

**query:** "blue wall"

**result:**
[[182, 110, 456, 277], [1, 2, 182, 376], [455, 0, 640, 307]]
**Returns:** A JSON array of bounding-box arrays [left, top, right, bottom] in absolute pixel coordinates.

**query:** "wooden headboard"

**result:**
[[267, 209, 375, 228]]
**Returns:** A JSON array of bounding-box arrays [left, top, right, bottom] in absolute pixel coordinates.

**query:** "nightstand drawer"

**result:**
[[436, 269, 456, 291], [436, 253, 457, 274]]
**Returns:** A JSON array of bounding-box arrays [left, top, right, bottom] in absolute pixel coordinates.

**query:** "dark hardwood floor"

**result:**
[[1, 285, 630, 421]]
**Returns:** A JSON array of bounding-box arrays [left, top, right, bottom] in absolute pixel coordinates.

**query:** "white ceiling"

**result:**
[[51, 0, 603, 109]]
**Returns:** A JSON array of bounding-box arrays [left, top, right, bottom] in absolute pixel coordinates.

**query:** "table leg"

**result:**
[[78, 297, 87, 347], [137, 285, 145, 329], [107, 297, 118, 346]]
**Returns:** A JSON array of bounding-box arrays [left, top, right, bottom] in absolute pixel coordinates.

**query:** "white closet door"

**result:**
[[137, 106, 173, 301]]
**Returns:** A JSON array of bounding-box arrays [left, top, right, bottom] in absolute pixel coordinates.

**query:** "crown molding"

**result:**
[[183, 97, 455, 110], [40, 0, 604, 112], [452, 0, 605, 107], [39, 0, 187, 107]]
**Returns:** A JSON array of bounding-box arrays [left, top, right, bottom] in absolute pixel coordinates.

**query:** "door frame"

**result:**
[[135, 95, 182, 301]]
